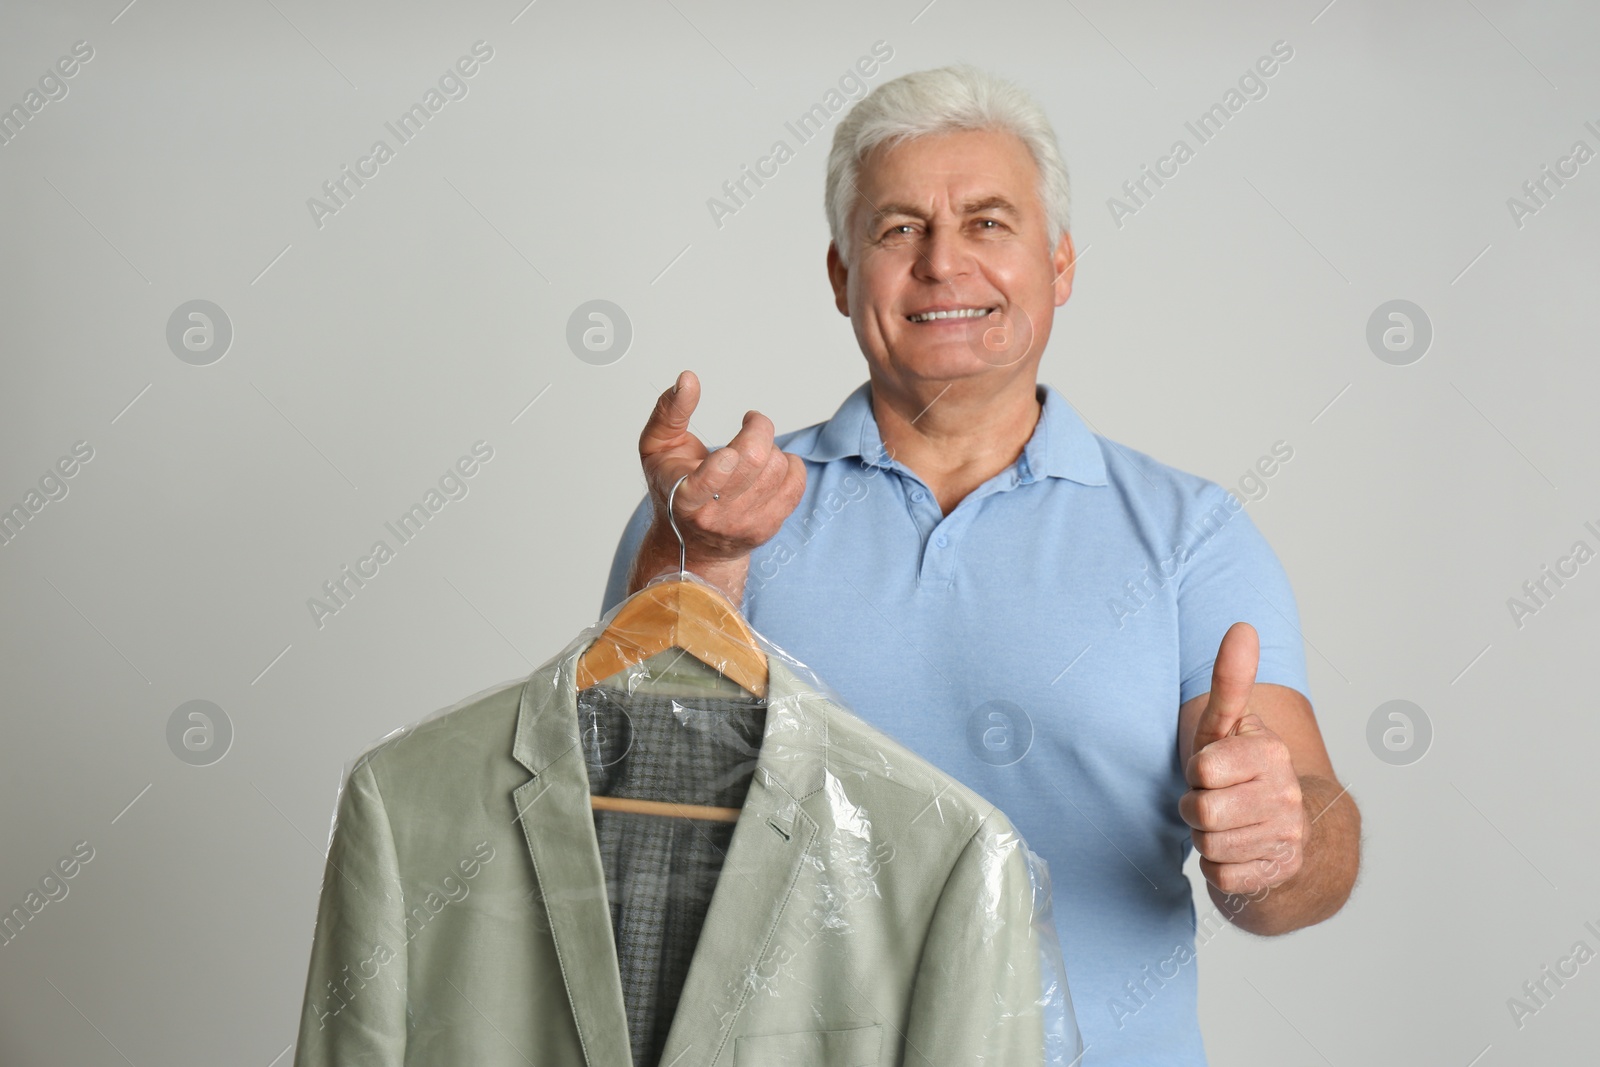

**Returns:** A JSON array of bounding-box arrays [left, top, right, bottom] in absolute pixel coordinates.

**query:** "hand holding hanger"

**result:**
[[628, 370, 807, 604]]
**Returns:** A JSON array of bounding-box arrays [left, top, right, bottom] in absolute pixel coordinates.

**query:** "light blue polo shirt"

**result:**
[[601, 379, 1310, 1067]]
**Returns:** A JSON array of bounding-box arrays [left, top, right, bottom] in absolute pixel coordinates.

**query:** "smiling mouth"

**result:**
[[906, 306, 998, 323]]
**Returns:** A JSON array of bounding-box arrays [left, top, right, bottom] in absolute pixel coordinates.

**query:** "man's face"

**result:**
[[827, 127, 1075, 389]]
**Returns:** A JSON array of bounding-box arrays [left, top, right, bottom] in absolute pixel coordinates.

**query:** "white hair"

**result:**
[[824, 64, 1072, 264]]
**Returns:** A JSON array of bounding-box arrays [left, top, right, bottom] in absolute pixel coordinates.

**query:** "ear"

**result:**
[[1052, 230, 1076, 307], [826, 242, 850, 316]]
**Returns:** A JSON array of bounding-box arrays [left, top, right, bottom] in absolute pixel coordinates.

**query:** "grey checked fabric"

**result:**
[[577, 683, 768, 1067]]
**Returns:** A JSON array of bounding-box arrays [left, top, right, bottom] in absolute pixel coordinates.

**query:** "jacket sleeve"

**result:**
[[292, 756, 410, 1067], [902, 812, 1083, 1066]]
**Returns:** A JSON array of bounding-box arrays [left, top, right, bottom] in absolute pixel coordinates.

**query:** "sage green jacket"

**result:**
[[292, 637, 1079, 1066]]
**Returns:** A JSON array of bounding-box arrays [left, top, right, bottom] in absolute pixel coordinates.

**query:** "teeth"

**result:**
[[909, 307, 994, 322]]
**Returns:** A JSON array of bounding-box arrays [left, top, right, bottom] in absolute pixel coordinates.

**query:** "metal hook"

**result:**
[[666, 473, 690, 579]]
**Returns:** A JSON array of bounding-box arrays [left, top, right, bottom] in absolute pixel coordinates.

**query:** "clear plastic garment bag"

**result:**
[[292, 476, 1082, 1066]]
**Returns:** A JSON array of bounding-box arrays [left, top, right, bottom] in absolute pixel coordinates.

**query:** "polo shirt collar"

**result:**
[[799, 379, 1108, 487]]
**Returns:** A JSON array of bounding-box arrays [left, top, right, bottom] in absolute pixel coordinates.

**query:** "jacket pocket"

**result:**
[[732, 1022, 883, 1065]]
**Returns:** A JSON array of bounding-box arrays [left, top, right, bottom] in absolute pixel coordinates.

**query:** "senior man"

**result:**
[[601, 65, 1360, 1065]]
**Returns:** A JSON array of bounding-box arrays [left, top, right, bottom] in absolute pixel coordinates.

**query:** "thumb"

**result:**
[[640, 370, 701, 459], [1193, 622, 1260, 752], [1234, 713, 1267, 736]]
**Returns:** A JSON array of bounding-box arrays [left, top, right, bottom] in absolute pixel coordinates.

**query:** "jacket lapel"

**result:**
[[656, 654, 829, 1064], [512, 643, 831, 1067], [512, 653, 634, 1067]]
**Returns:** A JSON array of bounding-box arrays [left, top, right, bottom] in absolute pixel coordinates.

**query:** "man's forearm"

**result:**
[[626, 520, 751, 606], [1215, 773, 1361, 936]]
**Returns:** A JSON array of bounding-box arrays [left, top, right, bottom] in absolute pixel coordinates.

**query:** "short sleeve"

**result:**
[[600, 492, 654, 616], [1176, 486, 1311, 707]]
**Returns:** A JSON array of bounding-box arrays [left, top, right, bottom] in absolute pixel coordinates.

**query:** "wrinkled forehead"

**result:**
[[849, 129, 1044, 226]]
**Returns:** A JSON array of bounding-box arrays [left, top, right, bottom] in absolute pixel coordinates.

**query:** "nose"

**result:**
[[913, 221, 973, 285]]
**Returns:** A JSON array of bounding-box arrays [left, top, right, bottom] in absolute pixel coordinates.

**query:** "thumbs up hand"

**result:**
[[1178, 622, 1306, 898]]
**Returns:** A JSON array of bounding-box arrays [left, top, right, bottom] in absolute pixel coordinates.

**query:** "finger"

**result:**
[[639, 370, 701, 458], [725, 409, 775, 474], [1177, 779, 1276, 832], [738, 449, 808, 535], [671, 447, 743, 513], [701, 410, 778, 505], [1191, 621, 1260, 753], [779, 452, 809, 508], [1198, 855, 1293, 898], [741, 437, 798, 505], [1190, 823, 1279, 865], [1185, 726, 1281, 789]]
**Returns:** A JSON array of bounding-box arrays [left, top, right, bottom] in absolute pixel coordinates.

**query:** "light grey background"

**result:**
[[2, 0, 1596, 1063]]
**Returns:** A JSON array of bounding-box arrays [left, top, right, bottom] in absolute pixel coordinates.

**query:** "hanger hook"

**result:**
[[666, 474, 689, 579]]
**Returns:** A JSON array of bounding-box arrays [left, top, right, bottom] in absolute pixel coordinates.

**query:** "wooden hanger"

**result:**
[[576, 474, 768, 822]]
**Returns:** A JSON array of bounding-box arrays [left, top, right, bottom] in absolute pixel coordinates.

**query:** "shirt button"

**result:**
[[911, 489, 926, 502], [936, 534, 949, 547]]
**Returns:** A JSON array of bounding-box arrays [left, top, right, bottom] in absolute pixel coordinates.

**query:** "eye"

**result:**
[[975, 218, 1001, 229]]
